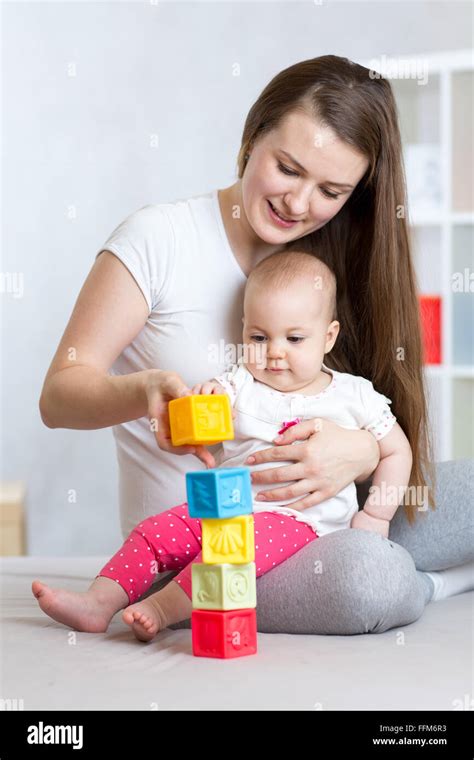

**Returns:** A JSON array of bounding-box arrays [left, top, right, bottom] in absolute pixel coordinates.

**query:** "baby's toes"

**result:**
[[122, 608, 136, 625]]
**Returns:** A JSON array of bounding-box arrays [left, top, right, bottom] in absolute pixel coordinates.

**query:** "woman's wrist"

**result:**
[[108, 369, 157, 423]]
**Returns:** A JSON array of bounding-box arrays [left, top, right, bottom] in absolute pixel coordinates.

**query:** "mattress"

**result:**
[[1, 556, 472, 711]]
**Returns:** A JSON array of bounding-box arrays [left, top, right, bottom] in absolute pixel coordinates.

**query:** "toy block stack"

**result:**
[[187, 467, 257, 658], [169, 394, 257, 659]]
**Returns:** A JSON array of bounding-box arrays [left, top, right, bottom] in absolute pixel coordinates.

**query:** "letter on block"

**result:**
[[168, 394, 233, 446], [192, 608, 257, 658], [192, 562, 257, 610], [201, 515, 254, 564], [186, 467, 252, 519]]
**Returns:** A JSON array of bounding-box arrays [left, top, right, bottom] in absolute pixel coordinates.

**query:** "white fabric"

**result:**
[[96, 190, 247, 537], [214, 359, 396, 537], [425, 561, 474, 602]]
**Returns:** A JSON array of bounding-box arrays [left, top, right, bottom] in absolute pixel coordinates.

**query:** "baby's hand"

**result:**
[[351, 509, 390, 538], [191, 381, 236, 421], [191, 381, 226, 396]]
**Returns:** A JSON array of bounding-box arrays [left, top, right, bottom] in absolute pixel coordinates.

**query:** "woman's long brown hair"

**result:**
[[237, 55, 434, 522]]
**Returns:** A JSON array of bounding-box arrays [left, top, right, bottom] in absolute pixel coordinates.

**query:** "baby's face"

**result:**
[[242, 278, 338, 393]]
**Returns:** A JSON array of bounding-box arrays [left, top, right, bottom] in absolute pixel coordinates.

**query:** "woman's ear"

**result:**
[[325, 320, 340, 354]]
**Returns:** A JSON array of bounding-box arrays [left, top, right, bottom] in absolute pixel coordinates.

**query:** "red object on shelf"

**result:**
[[419, 295, 442, 365], [192, 608, 257, 659]]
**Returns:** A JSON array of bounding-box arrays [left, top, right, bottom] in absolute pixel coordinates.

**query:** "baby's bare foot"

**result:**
[[32, 578, 127, 633], [122, 598, 167, 642], [123, 582, 192, 643]]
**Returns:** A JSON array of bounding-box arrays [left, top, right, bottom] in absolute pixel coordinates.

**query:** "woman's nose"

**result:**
[[283, 186, 312, 217]]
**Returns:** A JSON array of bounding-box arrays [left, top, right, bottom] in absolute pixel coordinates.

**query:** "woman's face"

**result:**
[[241, 110, 369, 245]]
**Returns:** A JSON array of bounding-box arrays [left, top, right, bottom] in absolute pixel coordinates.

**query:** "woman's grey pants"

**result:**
[[166, 460, 473, 634]]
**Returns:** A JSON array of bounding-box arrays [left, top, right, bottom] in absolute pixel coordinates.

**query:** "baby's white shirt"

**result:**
[[213, 360, 396, 537]]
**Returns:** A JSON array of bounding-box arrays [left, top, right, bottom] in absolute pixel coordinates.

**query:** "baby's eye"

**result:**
[[251, 335, 267, 343], [287, 336, 304, 343]]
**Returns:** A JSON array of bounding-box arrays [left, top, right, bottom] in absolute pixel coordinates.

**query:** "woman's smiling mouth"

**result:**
[[267, 200, 299, 229]]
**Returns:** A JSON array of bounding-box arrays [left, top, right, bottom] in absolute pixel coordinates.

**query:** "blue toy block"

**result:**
[[186, 467, 253, 519]]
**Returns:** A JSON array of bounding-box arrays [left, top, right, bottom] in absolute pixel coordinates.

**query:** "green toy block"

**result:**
[[192, 562, 257, 610]]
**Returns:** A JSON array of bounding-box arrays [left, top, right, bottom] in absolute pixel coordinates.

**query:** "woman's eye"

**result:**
[[278, 162, 299, 177], [321, 187, 340, 200], [287, 337, 304, 343], [251, 335, 266, 343], [278, 162, 341, 198]]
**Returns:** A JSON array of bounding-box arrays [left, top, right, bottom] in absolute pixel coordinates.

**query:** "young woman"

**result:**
[[39, 55, 473, 634]]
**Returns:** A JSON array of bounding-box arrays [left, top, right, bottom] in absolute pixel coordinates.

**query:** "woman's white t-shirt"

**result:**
[[97, 189, 247, 537]]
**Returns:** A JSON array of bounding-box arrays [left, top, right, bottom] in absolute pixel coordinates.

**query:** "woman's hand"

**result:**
[[244, 418, 380, 511], [351, 509, 390, 538], [144, 369, 216, 468]]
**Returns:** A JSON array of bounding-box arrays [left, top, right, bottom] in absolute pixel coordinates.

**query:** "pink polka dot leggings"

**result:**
[[98, 502, 318, 603]]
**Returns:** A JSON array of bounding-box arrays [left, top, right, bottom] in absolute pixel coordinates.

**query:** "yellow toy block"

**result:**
[[169, 394, 234, 446], [201, 515, 254, 564]]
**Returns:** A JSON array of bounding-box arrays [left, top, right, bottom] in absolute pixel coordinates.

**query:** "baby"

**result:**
[[32, 251, 412, 642]]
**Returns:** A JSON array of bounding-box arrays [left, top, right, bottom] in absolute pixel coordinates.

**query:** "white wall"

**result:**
[[2, 0, 472, 555]]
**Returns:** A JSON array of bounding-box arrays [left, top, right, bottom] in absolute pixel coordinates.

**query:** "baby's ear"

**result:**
[[325, 320, 340, 352]]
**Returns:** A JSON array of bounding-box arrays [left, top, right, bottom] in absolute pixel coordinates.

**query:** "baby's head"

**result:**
[[242, 250, 340, 393]]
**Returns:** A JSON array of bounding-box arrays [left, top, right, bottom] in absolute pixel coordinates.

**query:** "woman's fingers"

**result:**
[[253, 475, 312, 504], [160, 371, 192, 399], [193, 446, 216, 469], [250, 462, 305, 486], [244, 420, 324, 465], [152, 412, 189, 454], [155, 437, 196, 457], [245, 443, 305, 470], [273, 489, 329, 512], [146, 372, 190, 419], [147, 401, 170, 445], [273, 418, 324, 444], [145, 371, 194, 453]]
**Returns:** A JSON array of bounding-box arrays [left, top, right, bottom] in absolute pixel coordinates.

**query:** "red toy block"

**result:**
[[419, 295, 442, 364], [192, 608, 257, 659]]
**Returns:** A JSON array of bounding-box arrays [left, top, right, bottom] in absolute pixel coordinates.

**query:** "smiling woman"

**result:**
[[38, 54, 473, 638]]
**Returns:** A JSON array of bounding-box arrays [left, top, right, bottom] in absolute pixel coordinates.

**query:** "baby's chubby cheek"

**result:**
[[243, 361, 264, 381]]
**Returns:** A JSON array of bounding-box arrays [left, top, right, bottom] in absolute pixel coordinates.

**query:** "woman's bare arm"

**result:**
[[39, 251, 154, 429]]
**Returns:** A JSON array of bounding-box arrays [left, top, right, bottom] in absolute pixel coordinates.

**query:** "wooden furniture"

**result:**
[[0, 482, 26, 556]]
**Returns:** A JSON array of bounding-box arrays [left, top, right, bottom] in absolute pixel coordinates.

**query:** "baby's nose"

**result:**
[[268, 342, 286, 358]]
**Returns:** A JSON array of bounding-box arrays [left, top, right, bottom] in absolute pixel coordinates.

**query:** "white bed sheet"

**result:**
[[1, 556, 472, 711]]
